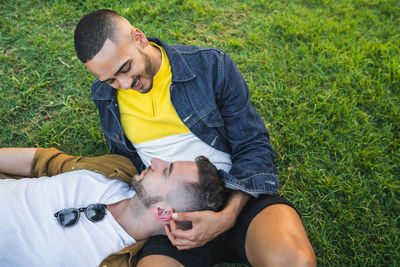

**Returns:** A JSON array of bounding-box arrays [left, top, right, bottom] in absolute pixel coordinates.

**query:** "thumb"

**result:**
[[172, 211, 198, 222]]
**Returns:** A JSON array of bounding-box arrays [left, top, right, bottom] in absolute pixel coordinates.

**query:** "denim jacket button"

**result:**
[[115, 134, 121, 140]]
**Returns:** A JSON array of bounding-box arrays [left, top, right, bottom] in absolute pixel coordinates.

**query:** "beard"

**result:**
[[131, 176, 162, 208], [136, 48, 155, 94]]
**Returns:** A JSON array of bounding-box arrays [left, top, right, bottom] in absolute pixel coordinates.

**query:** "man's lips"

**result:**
[[131, 77, 141, 90], [141, 166, 152, 176]]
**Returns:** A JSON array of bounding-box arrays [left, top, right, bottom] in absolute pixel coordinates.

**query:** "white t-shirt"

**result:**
[[134, 132, 232, 172], [0, 170, 135, 267]]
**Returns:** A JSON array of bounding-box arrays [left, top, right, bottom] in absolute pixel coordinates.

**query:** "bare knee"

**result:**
[[265, 242, 316, 267], [137, 255, 183, 267], [245, 204, 316, 267]]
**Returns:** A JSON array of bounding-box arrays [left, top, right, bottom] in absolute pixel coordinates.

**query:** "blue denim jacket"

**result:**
[[90, 37, 279, 196]]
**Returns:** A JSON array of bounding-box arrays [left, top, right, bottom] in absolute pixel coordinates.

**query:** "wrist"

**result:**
[[221, 191, 251, 229], [219, 205, 237, 230]]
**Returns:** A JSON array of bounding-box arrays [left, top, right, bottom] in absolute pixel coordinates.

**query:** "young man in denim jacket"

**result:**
[[74, 9, 316, 267]]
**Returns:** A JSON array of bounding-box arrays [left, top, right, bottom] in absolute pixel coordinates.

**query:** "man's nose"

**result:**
[[150, 158, 169, 171], [118, 76, 133, 90]]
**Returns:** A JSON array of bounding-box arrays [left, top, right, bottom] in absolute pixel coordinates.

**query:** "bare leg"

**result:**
[[245, 204, 316, 267]]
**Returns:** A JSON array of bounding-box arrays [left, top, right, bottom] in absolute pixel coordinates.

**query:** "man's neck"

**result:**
[[146, 43, 162, 76], [107, 197, 163, 241]]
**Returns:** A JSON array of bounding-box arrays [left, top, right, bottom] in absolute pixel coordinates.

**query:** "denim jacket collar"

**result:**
[[91, 80, 116, 101], [91, 37, 195, 101], [149, 37, 196, 83]]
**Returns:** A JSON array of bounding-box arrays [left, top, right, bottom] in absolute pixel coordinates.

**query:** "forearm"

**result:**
[[220, 190, 251, 229], [0, 148, 37, 176]]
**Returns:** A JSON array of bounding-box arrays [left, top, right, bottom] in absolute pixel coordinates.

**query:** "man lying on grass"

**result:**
[[0, 147, 228, 266]]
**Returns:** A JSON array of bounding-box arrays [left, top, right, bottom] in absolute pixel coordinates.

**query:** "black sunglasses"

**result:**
[[54, 203, 107, 227]]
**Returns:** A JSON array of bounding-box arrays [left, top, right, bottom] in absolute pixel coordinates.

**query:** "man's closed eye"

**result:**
[[121, 61, 131, 73]]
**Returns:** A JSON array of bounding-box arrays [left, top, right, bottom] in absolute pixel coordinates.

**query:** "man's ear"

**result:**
[[150, 203, 174, 222], [131, 28, 148, 47]]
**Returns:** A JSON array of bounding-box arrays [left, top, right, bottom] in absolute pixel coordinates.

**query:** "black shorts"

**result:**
[[137, 194, 299, 266]]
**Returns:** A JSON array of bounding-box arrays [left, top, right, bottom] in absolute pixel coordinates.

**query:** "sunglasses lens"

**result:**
[[86, 204, 106, 222], [58, 209, 79, 227]]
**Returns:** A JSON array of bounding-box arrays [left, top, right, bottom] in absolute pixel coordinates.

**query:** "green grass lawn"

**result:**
[[1, 0, 399, 265]]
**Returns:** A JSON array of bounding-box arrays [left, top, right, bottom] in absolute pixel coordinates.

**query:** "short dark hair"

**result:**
[[74, 9, 121, 63], [168, 156, 229, 229], [194, 155, 229, 212]]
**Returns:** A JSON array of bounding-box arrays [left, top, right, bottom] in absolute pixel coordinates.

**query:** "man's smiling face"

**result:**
[[84, 18, 156, 93]]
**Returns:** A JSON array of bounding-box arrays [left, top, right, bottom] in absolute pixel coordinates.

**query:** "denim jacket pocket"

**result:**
[[199, 105, 224, 128]]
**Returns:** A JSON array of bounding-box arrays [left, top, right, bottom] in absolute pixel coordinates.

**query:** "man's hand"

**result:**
[[164, 191, 250, 250], [164, 209, 234, 250]]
